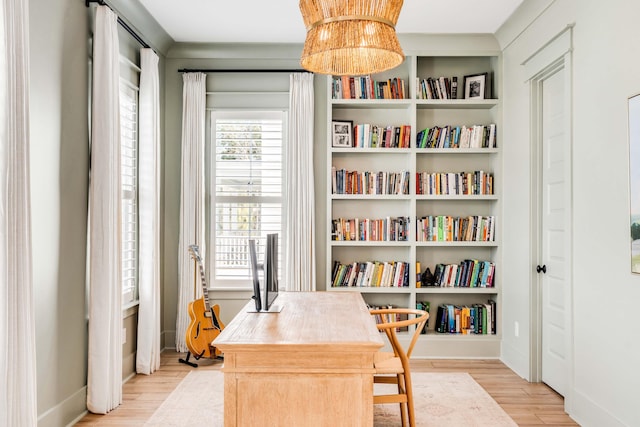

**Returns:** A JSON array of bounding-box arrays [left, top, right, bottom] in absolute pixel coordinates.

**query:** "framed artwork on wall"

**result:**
[[628, 93, 640, 273], [332, 120, 353, 148], [463, 73, 488, 100]]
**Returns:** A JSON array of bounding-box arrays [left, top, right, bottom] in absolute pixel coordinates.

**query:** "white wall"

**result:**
[[498, 1, 640, 425]]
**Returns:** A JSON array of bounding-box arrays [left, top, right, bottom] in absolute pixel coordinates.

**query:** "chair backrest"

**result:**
[[370, 308, 429, 366]]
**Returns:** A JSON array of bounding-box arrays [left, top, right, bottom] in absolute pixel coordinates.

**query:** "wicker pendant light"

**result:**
[[299, 0, 405, 76]]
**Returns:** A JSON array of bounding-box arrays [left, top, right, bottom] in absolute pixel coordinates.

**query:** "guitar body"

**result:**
[[185, 298, 225, 359], [184, 245, 226, 360]]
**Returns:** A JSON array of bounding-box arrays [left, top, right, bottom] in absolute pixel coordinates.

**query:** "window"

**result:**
[[120, 81, 139, 303], [210, 110, 286, 288]]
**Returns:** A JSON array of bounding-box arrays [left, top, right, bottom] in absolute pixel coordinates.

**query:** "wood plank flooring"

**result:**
[[75, 351, 579, 426]]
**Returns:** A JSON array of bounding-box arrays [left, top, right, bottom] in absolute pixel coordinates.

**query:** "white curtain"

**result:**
[[0, 0, 37, 424], [285, 73, 316, 291], [136, 48, 161, 375], [87, 5, 122, 414], [176, 73, 206, 353]]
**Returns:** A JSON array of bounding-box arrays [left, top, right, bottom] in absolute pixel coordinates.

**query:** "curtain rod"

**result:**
[[178, 68, 309, 74], [86, 0, 150, 49]]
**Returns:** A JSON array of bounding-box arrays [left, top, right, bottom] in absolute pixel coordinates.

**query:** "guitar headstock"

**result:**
[[188, 245, 202, 263]]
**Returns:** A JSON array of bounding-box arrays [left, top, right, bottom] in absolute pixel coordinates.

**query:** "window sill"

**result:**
[[207, 288, 254, 300], [123, 300, 139, 318]]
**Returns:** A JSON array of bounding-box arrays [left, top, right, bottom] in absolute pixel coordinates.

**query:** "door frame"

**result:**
[[524, 26, 574, 411]]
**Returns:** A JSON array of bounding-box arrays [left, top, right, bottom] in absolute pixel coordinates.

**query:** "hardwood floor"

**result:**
[[75, 351, 578, 426]]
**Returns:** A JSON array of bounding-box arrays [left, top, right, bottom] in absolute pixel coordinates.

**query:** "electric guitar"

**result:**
[[185, 245, 225, 359]]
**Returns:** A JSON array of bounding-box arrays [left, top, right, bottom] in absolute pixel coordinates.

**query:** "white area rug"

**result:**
[[145, 371, 516, 426], [374, 372, 517, 426]]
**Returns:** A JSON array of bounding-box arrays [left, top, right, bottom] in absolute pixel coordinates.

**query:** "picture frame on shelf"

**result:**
[[332, 120, 354, 148], [463, 73, 488, 100]]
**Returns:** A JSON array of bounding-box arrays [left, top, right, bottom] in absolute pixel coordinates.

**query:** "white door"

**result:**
[[539, 66, 570, 397]]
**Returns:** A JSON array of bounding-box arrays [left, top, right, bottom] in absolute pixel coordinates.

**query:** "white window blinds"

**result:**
[[120, 81, 138, 303], [211, 111, 284, 285]]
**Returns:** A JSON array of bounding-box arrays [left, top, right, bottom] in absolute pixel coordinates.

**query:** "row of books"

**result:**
[[331, 168, 410, 195], [351, 124, 412, 148], [369, 304, 410, 332], [416, 124, 497, 149], [416, 215, 496, 242], [331, 216, 410, 242], [365, 301, 495, 335], [434, 301, 497, 335], [423, 260, 496, 288], [416, 76, 458, 100], [416, 171, 494, 196], [332, 76, 407, 100], [331, 260, 410, 288]]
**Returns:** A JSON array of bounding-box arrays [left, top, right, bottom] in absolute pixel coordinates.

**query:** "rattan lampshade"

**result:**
[[299, 0, 404, 76]]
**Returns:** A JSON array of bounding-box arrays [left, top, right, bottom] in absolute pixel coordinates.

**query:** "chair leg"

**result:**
[[404, 371, 416, 427], [397, 373, 407, 427]]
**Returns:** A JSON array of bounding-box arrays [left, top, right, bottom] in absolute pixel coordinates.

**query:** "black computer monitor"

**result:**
[[263, 233, 279, 311], [248, 239, 262, 312], [248, 234, 281, 313]]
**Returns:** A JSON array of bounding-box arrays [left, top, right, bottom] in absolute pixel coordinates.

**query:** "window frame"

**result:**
[[119, 59, 140, 305], [207, 109, 288, 290]]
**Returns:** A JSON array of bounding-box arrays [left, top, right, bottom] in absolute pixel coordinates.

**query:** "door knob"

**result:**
[[536, 265, 547, 274]]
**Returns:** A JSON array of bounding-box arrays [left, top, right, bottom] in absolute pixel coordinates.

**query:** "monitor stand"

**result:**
[[247, 304, 283, 313]]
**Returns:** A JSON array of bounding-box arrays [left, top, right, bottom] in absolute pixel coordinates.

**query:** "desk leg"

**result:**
[[222, 353, 237, 427], [223, 373, 237, 427]]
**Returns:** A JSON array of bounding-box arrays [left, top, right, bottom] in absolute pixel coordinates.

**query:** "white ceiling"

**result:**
[[138, 0, 525, 44]]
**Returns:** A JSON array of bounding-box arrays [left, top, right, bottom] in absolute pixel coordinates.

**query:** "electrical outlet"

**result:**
[[514, 321, 519, 337], [122, 327, 127, 344]]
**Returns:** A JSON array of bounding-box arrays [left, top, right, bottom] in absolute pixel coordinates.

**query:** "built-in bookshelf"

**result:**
[[326, 54, 502, 358]]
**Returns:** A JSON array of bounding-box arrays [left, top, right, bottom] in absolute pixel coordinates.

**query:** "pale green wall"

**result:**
[[160, 44, 329, 344], [28, 0, 170, 425], [29, 1, 91, 425], [497, 0, 566, 380], [497, 0, 640, 425]]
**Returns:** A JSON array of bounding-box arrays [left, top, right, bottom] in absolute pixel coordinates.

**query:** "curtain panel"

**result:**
[[0, 0, 37, 424], [285, 73, 316, 291], [136, 48, 161, 375], [87, 5, 122, 414], [176, 72, 207, 353]]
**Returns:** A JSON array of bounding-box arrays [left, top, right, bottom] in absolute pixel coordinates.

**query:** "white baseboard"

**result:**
[[500, 341, 529, 381], [41, 356, 142, 427], [162, 330, 176, 349], [36, 385, 87, 427], [66, 409, 89, 427], [570, 389, 626, 427]]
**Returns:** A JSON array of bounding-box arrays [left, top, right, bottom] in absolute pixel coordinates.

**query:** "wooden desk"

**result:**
[[212, 291, 384, 427]]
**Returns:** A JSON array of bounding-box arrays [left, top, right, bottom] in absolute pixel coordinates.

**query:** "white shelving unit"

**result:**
[[326, 54, 502, 358]]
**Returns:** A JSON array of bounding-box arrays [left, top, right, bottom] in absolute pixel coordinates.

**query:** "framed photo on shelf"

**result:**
[[463, 73, 488, 100], [332, 120, 353, 148]]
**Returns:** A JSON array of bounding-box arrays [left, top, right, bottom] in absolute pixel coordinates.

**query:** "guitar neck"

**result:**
[[197, 263, 211, 311], [189, 245, 213, 312]]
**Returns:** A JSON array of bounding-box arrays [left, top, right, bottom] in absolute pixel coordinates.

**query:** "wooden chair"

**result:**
[[370, 308, 429, 427]]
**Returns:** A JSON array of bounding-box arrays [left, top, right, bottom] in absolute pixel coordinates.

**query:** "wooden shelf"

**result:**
[[329, 286, 412, 294], [415, 287, 498, 294], [416, 99, 499, 109], [331, 99, 412, 109], [330, 240, 411, 247]]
